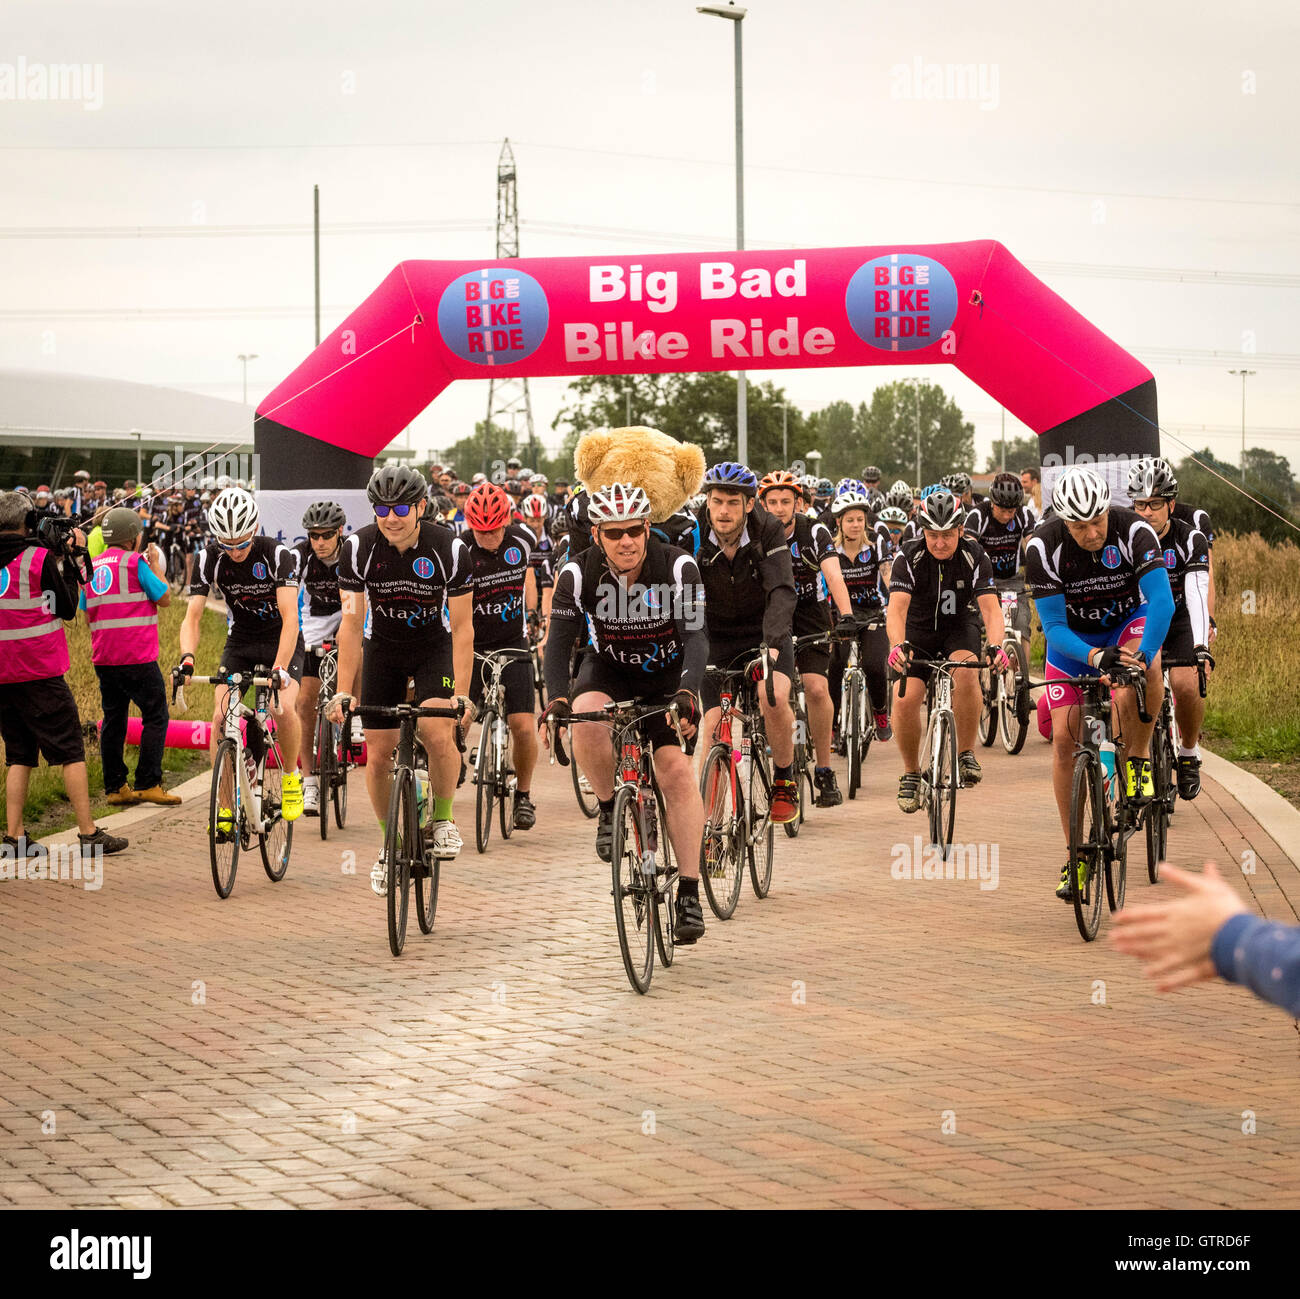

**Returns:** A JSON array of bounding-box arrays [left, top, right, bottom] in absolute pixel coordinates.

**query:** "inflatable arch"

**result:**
[[254, 240, 1157, 535]]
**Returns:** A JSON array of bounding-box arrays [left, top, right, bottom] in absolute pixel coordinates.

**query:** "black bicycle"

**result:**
[[978, 579, 1031, 755], [528, 611, 548, 710], [1145, 657, 1208, 883], [472, 647, 530, 853], [783, 635, 825, 839], [351, 700, 465, 957], [309, 640, 354, 840], [563, 701, 687, 994]]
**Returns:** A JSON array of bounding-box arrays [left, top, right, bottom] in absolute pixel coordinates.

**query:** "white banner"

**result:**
[[256, 489, 371, 548]]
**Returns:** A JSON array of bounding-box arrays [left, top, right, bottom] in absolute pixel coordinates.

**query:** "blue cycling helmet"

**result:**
[[835, 477, 867, 497], [919, 482, 946, 499], [702, 461, 758, 498]]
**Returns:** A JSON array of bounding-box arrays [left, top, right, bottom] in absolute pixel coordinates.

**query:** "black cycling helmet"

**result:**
[[302, 500, 347, 530], [940, 471, 972, 496], [861, 465, 882, 482], [917, 488, 964, 531], [989, 472, 1025, 509], [366, 463, 427, 506], [1127, 456, 1178, 500]]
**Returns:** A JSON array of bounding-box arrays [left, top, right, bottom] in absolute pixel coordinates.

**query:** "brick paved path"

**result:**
[[2, 732, 1297, 1209]]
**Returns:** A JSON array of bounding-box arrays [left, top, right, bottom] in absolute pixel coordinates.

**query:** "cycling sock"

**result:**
[[433, 797, 453, 822], [774, 763, 793, 781], [1178, 744, 1200, 759], [598, 797, 615, 814], [514, 789, 529, 799], [678, 876, 699, 898], [378, 818, 386, 836], [815, 766, 832, 777]]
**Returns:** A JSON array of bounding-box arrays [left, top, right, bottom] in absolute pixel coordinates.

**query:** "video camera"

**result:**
[[26, 511, 94, 585]]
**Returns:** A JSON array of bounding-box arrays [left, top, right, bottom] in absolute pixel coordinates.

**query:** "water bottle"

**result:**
[[414, 770, 430, 829], [738, 732, 752, 791], [1099, 740, 1117, 801]]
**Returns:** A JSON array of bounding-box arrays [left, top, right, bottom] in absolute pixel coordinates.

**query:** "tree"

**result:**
[[857, 380, 975, 488], [1175, 448, 1298, 543], [985, 434, 1040, 474]]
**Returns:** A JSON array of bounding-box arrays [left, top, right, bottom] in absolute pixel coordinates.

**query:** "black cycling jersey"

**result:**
[[337, 519, 471, 645], [1024, 507, 1164, 633], [836, 535, 889, 609], [963, 499, 1035, 579], [524, 527, 556, 589], [467, 522, 534, 650], [783, 513, 838, 608], [193, 536, 297, 639], [1150, 516, 1210, 611], [696, 504, 796, 647], [888, 535, 995, 634], [544, 535, 707, 699], [292, 540, 343, 645], [1171, 499, 1215, 548]]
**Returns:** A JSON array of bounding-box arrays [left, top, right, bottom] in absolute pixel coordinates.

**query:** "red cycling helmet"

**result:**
[[465, 482, 511, 531]]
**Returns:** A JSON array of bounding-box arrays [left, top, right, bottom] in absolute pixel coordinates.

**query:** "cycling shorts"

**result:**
[[793, 603, 832, 678], [572, 654, 694, 754], [219, 636, 305, 688], [1161, 607, 1197, 668], [358, 636, 455, 731], [471, 651, 534, 717], [1043, 607, 1147, 709], [899, 621, 983, 683], [702, 634, 795, 713]]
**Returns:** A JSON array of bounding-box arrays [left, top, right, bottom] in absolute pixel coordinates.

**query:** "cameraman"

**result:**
[[0, 491, 128, 859]]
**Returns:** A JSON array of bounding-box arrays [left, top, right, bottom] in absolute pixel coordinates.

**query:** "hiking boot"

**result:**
[[1176, 755, 1201, 800], [674, 891, 705, 944], [134, 785, 182, 806], [596, 805, 614, 862], [959, 751, 983, 786], [78, 826, 128, 856], [814, 767, 842, 808], [513, 792, 536, 830], [105, 786, 141, 806], [897, 771, 922, 814], [770, 779, 799, 824]]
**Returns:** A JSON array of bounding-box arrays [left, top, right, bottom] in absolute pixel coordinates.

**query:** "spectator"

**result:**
[[1020, 465, 1042, 516], [81, 508, 182, 807], [0, 491, 127, 858], [1112, 862, 1300, 1016]]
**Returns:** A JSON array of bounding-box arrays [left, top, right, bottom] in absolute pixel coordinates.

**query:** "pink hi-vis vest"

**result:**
[[0, 545, 71, 683], [84, 549, 160, 666]]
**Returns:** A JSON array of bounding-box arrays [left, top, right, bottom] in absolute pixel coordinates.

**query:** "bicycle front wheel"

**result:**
[[928, 710, 958, 853], [978, 663, 997, 747], [998, 640, 1031, 755], [1069, 753, 1106, 942], [699, 744, 744, 920], [315, 709, 335, 841], [571, 743, 599, 819], [845, 674, 863, 800], [209, 738, 240, 898], [259, 759, 292, 882], [386, 766, 414, 956], [782, 740, 804, 839], [474, 710, 496, 854], [611, 786, 654, 994], [1146, 724, 1173, 883], [497, 719, 515, 841], [748, 747, 775, 899]]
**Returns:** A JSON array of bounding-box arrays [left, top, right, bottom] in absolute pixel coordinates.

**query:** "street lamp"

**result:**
[[902, 377, 922, 485], [1228, 369, 1256, 483], [697, 3, 747, 465], [782, 402, 788, 466], [237, 353, 259, 407]]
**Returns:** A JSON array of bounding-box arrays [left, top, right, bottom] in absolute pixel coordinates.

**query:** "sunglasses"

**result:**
[[307, 528, 340, 541], [374, 503, 415, 518], [218, 536, 254, 551], [600, 523, 647, 542]]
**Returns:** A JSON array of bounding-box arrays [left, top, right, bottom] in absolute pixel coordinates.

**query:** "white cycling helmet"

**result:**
[[831, 488, 872, 516], [588, 482, 652, 525], [520, 493, 548, 519], [878, 506, 908, 525], [207, 487, 260, 541], [1052, 465, 1111, 521]]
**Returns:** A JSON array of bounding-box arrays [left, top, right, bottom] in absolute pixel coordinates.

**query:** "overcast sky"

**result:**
[[3, 0, 1298, 475]]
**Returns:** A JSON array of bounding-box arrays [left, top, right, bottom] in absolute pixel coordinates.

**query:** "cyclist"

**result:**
[[1020, 465, 1043, 519], [877, 505, 909, 560], [829, 487, 893, 741], [448, 480, 473, 534], [887, 488, 1009, 812], [1127, 459, 1212, 798], [1142, 455, 1217, 635], [861, 466, 883, 495], [812, 477, 835, 521], [519, 493, 556, 620], [760, 469, 860, 808], [463, 482, 541, 830], [331, 465, 475, 891], [542, 482, 708, 944], [1024, 465, 1173, 901], [179, 487, 305, 823], [293, 501, 349, 818], [964, 471, 1036, 640], [695, 462, 800, 822]]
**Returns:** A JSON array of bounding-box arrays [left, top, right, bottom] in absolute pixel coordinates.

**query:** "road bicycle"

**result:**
[[783, 635, 825, 838], [563, 701, 687, 995], [472, 647, 530, 853], [1144, 657, 1207, 883], [828, 611, 888, 800], [978, 579, 1031, 755], [699, 647, 778, 919], [1050, 667, 1151, 941], [527, 611, 548, 710], [897, 653, 986, 854], [308, 640, 356, 841], [351, 699, 466, 957], [173, 667, 293, 899]]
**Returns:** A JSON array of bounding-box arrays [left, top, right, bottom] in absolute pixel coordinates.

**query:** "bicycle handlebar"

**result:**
[[565, 700, 688, 752], [171, 669, 281, 714], [894, 654, 984, 699], [1042, 668, 1151, 723]]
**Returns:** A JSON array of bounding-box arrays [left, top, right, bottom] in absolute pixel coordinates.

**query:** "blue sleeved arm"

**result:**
[[1035, 593, 1095, 664], [1211, 913, 1300, 1016], [137, 561, 169, 603], [1137, 566, 1173, 662]]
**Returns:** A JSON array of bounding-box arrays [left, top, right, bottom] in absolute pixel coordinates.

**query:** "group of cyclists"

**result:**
[[173, 443, 1214, 952]]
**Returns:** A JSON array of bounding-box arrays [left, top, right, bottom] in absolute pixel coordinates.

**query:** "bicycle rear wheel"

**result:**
[[748, 747, 776, 899], [998, 640, 1030, 755], [258, 758, 292, 882], [1069, 753, 1106, 942], [1146, 723, 1173, 883], [845, 674, 863, 799], [928, 710, 958, 853], [611, 785, 654, 994], [315, 709, 334, 841], [783, 739, 804, 839], [571, 744, 599, 819], [978, 664, 997, 747], [415, 845, 439, 935], [654, 815, 677, 968], [474, 710, 496, 853], [209, 738, 240, 899], [385, 766, 414, 956], [497, 719, 515, 841], [699, 744, 744, 920]]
